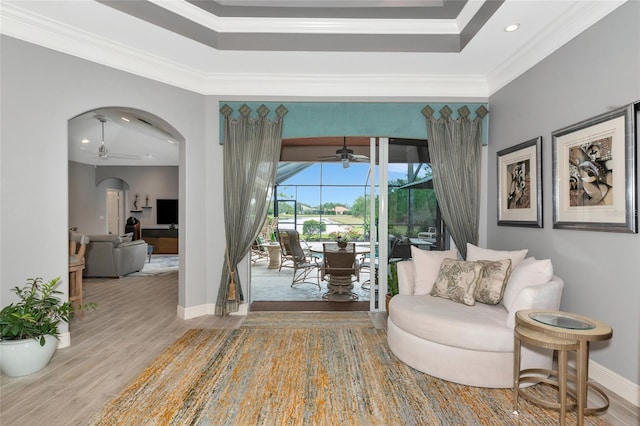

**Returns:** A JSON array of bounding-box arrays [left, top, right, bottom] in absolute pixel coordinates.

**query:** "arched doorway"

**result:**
[[68, 106, 185, 309]]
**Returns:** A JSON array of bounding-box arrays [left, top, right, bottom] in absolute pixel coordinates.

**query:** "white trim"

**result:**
[[201, 73, 489, 98], [567, 358, 640, 408], [0, 2, 489, 98], [456, 0, 485, 31], [177, 302, 248, 319], [488, 0, 626, 94], [230, 303, 249, 316], [0, 2, 208, 93], [57, 332, 70, 349], [589, 360, 640, 408], [177, 303, 213, 319], [151, 0, 460, 35]]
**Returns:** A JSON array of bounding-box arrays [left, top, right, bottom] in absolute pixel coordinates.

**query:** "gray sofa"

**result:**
[[84, 234, 148, 278]]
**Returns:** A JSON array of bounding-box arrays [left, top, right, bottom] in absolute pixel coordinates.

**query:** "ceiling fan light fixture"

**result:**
[[341, 158, 349, 168]]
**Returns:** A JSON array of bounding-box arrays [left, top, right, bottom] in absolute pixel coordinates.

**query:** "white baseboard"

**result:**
[[177, 302, 248, 319], [177, 303, 213, 319], [57, 332, 70, 349], [568, 358, 640, 407], [230, 303, 248, 316], [589, 360, 640, 407]]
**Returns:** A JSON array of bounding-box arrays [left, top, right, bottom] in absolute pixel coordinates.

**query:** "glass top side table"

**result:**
[[516, 309, 612, 426]]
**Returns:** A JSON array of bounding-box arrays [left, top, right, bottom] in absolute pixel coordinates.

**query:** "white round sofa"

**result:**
[[387, 245, 564, 388]]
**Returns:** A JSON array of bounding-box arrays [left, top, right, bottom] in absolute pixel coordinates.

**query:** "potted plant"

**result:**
[[386, 262, 399, 313], [1, 277, 76, 377], [335, 234, 348, 249]]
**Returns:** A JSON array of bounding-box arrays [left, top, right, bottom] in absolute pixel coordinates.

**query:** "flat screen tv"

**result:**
[[156, 199, 178, 225]]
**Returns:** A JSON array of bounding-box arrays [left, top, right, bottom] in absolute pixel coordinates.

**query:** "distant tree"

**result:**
[[303, 220, 326, 239]]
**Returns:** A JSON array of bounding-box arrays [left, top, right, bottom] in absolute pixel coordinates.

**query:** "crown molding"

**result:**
[[487, 0, 626, 95], [0, 2, 489, 98], [0, 1, 208, 93], [151, 0, 461, 34], [201, 73, 489, 98]]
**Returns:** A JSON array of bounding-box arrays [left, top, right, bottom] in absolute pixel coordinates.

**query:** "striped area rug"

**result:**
[[92, 325, 608, 425], [240, 311, 375, 328]]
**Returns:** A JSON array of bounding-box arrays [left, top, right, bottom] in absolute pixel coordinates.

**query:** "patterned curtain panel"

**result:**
[[216, 104, 288, 316], [422, 105, 489, 259]]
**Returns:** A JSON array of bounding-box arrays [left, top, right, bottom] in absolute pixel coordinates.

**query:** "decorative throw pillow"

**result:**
[[474, 259, 512, 305], [430, 258, 483, 306], [411, 247, 458, 295], [502, 257, 554, 312], [466, 243, 528, 269]]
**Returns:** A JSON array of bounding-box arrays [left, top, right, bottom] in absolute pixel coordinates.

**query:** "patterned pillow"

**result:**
[[474, 259, 512, 305], [430, 259, 484, 306]]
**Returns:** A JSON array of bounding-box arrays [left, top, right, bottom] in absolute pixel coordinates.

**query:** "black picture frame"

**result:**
[[497, 137, 543, 228]]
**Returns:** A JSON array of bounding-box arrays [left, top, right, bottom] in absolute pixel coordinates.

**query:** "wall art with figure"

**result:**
[[552, 103, 637, 233], [497, 137, 542, 228]]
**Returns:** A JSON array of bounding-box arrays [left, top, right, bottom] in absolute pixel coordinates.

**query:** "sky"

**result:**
[[278, 162, 427, 207]]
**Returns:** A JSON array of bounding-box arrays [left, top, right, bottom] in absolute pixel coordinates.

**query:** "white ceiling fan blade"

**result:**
[[108, 152, 142, 159], [350, 154, 369, 160]]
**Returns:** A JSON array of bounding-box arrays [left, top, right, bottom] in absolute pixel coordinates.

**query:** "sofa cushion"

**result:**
[[466, 243, 528, 269], [410, 247, 458, 295], [88, 234, 123, 246], [389, 294, 513, 352], [502, 257, 554, 312], [474, 259, 512, 305], [430, 259, 483, 306]]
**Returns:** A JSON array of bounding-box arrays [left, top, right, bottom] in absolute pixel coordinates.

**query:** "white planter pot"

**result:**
[[0, 335, 58, 377]]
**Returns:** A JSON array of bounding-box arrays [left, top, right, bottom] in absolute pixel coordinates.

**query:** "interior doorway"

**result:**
[[106, 189, 123, 234]]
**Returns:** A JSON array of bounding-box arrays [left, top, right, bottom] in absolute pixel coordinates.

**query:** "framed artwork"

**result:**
[[497, 137, 543, 227], [552, 103, 637, 233]]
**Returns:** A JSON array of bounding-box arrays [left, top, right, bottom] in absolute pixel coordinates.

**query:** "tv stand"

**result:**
[[141, 228, 178, 254]]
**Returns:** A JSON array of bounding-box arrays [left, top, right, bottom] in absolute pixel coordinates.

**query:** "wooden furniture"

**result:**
[[68, 232, 89, 320], [141, 228, 178, 254], [514, 309, 612, 426], [514, 325, 578, 426]]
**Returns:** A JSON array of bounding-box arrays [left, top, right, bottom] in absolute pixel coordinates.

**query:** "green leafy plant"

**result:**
[[0, 277, 90, 346], [388, 263, 399, 296]]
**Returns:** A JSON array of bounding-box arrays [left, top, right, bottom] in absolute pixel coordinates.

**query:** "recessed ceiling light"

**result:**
[[81, 138, 90, 144], [121, 116, 130, 122], [167, 140, 175, 144], [505, 24, 520, 32]]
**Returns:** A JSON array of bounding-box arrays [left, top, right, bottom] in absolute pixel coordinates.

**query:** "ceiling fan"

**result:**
[[320, 137, 369, 168], [95, 115, 141, 160]]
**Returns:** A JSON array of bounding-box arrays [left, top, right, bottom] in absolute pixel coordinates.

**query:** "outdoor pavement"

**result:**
[[250, 255, 373, 302]]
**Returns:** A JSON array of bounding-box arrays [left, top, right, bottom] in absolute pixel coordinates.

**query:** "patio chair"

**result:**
[[251, 237, 269, 265], [320, 243, 360, 301], [277, 229, 321, 288]]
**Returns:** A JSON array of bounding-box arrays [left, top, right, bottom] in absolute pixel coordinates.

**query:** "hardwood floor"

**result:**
[[1, 272, 637, 425]]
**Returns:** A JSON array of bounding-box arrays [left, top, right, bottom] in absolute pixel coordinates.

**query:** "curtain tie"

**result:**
[[225, 246, 236, 301]]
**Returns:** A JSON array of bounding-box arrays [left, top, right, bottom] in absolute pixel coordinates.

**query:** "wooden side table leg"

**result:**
[[513, 334, 521, 415], [576, 340, 589, 426], [558, 348, 568, 426]]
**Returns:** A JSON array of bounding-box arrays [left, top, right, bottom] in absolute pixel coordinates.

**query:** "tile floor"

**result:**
[[250, 256, 373, 302]]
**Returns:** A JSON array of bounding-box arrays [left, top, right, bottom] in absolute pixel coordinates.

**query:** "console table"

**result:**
[[141, 228, 178, 254]]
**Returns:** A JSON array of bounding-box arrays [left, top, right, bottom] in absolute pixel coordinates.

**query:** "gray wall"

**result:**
[[488, 1, 640, 384], [68, 162, 179, 233], [1, 36, 216, 314]]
